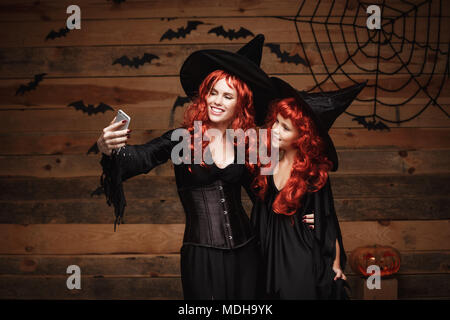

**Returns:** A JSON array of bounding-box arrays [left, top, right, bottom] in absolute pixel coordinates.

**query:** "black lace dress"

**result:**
[[100, 129, 263, 299], [250, 174, 349, 300]]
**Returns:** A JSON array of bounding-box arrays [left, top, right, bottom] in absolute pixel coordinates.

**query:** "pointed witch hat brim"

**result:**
[[270, 77, 367, 172], [180, 34, 277, 126]]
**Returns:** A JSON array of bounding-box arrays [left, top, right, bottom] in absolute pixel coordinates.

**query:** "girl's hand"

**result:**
[[97, 116, 131, 156], [332, 265, 347, 281], [302, 211, 315, 229]]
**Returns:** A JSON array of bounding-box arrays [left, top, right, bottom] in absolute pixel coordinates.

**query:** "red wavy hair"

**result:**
[[252, 97, 333, 216], [182, 69, 257, 173]]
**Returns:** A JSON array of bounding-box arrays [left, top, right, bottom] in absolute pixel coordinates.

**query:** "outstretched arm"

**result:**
[[97, 116, 176, 179], [98, 124, 176, 231]]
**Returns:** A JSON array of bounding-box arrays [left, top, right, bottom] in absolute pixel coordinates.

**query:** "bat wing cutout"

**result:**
[[91, 186, 104, 197], [169, 96, 191, 126], [208, 26, 254, 40], [113, 53, 160, 68], [265, 43, 309, 66], [45, 27, 70, 41], [352, 116, 390, 131], [15, 73, 47, 96], [67, 100, 114, 116], [87, 142, 100, 155], [160, 20, 204, 41]]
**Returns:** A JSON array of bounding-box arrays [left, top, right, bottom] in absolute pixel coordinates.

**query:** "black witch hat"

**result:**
[[270, 77, 367, 172], [180, 34, 277, 126]]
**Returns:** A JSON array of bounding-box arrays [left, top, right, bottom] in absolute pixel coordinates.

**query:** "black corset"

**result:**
[[177, 179, 255, 249]]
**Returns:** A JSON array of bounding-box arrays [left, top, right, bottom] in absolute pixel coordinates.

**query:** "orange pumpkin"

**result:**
[[349, 245, 401, 277]]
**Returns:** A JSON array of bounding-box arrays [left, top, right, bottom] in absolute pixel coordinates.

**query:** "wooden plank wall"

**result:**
[[0, 0, 449, 299]]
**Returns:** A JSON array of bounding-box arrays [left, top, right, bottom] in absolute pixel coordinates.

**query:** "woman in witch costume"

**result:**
[[96, 35, 278, 299], [250, 77, 366, 299]]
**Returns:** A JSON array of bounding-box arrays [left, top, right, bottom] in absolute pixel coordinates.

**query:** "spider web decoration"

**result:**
[[279, 0, 449, 130]]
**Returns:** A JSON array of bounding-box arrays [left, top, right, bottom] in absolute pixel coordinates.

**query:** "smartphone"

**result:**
[[114, 109, 131, 130], [114, 109, 131, 152]]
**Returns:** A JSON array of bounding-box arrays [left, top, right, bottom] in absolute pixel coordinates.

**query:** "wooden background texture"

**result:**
[[0, 0, 449, 299]]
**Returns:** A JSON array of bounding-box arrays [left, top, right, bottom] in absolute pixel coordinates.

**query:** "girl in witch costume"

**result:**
[[250, 77, 366, 300], [96, 35, 279, 299]]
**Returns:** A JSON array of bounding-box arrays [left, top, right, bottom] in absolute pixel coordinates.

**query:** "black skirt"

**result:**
[[180, 238, 264, 300]]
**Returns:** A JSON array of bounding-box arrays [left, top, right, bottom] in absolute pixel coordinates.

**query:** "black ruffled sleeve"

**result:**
[[100, 129, 176, 231], [310, 176, 349, 299]]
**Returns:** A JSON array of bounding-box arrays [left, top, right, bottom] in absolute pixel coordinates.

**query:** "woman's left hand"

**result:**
[[332, 266, 347, 281], [302, 212, 314, 229]]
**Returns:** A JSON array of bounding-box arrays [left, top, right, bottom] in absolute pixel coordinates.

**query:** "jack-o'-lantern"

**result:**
[[349, 244, 401, 277]]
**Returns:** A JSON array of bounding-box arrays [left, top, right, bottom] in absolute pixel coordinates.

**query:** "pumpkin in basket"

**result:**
[[349, 245, 401, 277]]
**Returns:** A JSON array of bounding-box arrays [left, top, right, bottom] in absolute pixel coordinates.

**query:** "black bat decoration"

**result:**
[[87, 142, 99, 155], [91, 186, 104, 197], [352, 116, 390, 131], [160, 20, 204, 41], [113, 53, 159, 69], [67, 100, 114, 116], [45, 27, 70, 41], [265, 43, 309, 66], [208, 26, 254, 40], [169, 96, 191, 126], [15, 73, 47, 96]]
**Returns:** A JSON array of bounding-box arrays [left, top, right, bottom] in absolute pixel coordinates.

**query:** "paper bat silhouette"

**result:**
[[265, 43, 309, 66], [113, 53, 159, 68], [169, 96, 191, 126], [67, 101, 114, 115], [160, 21, 204, 41], [91, 186, 104, 197], [87, 142, 99, 155], [352, 116, 390, 131], [45, 27, 70, 40], [15, 73, 47, 96], [208, 26, 254, 40]]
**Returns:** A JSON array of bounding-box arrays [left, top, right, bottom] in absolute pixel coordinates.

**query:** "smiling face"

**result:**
[[271, 113, 300, 151], [206, 78, 238, 127]]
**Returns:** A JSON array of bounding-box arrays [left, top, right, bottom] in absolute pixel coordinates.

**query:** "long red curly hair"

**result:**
[[182, 69, 257, 173], [252, 97, 333, 216]]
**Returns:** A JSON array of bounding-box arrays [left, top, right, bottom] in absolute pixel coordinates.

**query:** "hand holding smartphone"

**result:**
[[114, 109, 131, 151], [114, 109, 131, 129]]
